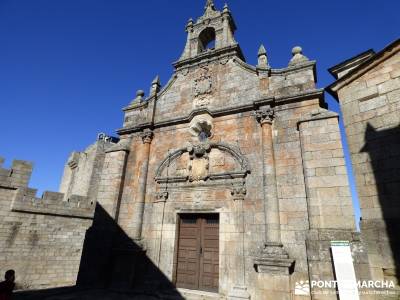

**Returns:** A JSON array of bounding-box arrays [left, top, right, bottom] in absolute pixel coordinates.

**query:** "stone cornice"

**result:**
[[297, 108, 339, 129], [122, 101, 149, 112], [327, 39, 400, 101], [270, 60, 316, 75], [173, 44, 245, 70], [274, 88, 324, 105], [105, 138, 131, 153], [117, 89, 324, 135]]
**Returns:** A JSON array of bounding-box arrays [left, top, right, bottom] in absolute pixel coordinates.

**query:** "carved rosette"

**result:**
[[231, 186, 246, 201], [140, 129, 154, 144], [255, 107, 275, 125]]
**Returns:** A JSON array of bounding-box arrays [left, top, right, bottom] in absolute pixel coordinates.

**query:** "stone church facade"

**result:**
[[1, 2, 397, 300]]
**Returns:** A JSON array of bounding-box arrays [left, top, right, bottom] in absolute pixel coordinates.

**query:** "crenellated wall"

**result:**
[[0, 140, 114, 290]]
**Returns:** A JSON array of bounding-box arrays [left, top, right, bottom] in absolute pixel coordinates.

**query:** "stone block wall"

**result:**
[[0, 140, 115, 290], [327, 41, 400, 299], [0, 159, 94, 289], [336, 49, 400, 287], [298, 110, 355, 230]]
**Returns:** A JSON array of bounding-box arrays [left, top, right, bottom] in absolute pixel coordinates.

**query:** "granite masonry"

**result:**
[[1, 1, 397, 300], [328, 38, 400, 298]]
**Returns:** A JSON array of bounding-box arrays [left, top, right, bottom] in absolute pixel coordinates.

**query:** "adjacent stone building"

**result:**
[[2, 1, 395, 300], [328, 38, 400, 296]]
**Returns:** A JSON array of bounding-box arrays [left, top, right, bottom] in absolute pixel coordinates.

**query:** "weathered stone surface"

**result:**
[[1, 2, 386, 300], [328, 39, 400, 296]]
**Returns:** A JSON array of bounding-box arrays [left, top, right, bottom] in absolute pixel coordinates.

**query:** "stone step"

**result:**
[[175, 288, 225, 300]]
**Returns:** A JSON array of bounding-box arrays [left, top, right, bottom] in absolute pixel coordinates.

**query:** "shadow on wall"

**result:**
[[361, 123, 400, 285], [14, 204, 184, 300]]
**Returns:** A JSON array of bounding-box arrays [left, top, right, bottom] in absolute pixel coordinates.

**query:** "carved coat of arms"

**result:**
[[193, 67, 213, 107]]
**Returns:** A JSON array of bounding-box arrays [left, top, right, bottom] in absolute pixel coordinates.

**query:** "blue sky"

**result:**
[[1, 0, 399, 228]]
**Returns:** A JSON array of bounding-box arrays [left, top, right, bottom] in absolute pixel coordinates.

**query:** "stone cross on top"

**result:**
[[205, 0, 215, 11]]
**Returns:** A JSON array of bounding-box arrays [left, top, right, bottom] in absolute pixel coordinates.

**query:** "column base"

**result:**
[[228, 285, 251, 300], [254, 242, 294, 275]]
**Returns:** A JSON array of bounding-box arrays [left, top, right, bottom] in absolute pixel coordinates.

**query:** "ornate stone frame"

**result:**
[[154, 142, 250, 184]]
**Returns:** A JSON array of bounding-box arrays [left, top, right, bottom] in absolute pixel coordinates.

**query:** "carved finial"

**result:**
[[289, 46, 309, 66], [130, 89, 145, 104], [257, 44, 269, 68], [205, 0, 215, 11], [152, 75, 160, 86], [223, 3, 229, 13], [150, 75, 161, 96], [258, 44, 266, 56]]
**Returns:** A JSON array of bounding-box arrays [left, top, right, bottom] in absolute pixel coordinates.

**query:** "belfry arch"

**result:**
[[198, 27, 216, 53]]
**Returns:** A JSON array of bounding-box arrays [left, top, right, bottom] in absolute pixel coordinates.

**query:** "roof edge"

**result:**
[[326, 38, 400, 102]]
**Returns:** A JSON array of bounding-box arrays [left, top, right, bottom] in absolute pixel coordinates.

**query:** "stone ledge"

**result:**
[[117, 89, 324, 135], [253, 243, 295, 275]]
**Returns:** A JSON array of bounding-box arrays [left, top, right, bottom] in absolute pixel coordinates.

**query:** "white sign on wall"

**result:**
[[331, 241, 360, 300]]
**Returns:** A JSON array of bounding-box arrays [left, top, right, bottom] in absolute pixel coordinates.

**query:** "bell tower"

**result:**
[[174, 0, 244, 69]]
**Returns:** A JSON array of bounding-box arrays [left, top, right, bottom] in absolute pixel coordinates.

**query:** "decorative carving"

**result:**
[[194, 72, 212, 97], [140, 129, 153, 144], [154, 191, 168, 203], [211, 153, 224, 166], [193, 67, 213, 107], [254, 242, 295, 275], [219, 57, 229, 65], [154, 142, 250, 183], [231, 185, 246, 201], [187, 142, 211, 159], [189, 114, 213, 139], [187, 142, 211, 181], [255, 107, 274, 124]]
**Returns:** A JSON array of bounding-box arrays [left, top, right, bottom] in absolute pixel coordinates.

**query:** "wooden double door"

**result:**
[[175, 214, 219, 292]]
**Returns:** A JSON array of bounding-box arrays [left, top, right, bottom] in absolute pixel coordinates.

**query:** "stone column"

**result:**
[[255, 107, 281, 244], [131, 129, 153, 241], [228, 185, 251, 300], [254, 106, 294, 274]]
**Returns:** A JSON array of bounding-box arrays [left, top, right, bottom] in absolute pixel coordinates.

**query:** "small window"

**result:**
[[198, 27, 216, 53]]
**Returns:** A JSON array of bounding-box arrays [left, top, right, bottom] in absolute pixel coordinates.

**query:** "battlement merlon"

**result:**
[[0, 158, 33, 188], [10, 187, 95, 219]]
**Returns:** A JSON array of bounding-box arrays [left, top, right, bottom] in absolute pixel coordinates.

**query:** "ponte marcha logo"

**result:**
[[295, 280, 310, 295], [294, 279, 397, 296]]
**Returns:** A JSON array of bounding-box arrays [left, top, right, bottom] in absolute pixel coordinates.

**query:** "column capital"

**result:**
[[140, 129, 154, 144], [154, 191, 168, 203], [254, 107, 274, 125], [231, 186, 246, 201]]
